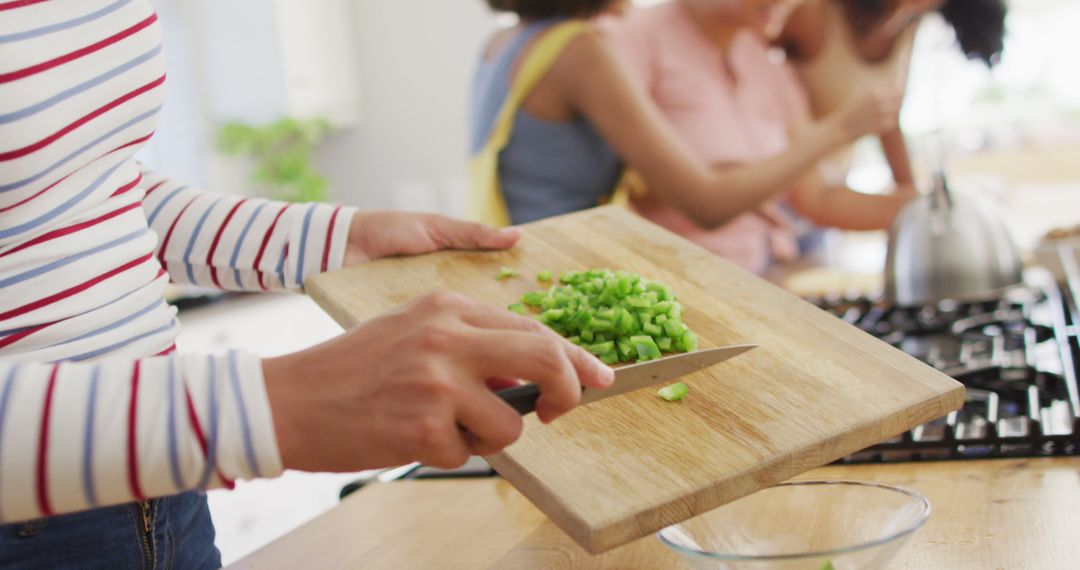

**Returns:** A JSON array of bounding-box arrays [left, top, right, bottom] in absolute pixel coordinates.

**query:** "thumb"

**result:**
[[431, 217, 521, 251]]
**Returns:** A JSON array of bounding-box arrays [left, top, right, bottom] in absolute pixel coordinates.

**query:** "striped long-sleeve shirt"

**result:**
[[0, 0, 357, 523]]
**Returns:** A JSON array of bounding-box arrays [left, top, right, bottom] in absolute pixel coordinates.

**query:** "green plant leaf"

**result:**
[[216, 116, 333, 203]]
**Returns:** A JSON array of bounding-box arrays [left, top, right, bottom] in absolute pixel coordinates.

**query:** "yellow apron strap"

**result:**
[[467, 21, 590, 227]]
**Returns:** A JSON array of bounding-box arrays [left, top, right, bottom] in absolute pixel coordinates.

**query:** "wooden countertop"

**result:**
[[228, 458, 1080, 569]]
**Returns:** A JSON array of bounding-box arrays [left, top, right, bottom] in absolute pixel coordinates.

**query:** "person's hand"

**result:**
[[344, 210, 521, 266], [827, 87, 903, 143], [262, 291, 615, 471]]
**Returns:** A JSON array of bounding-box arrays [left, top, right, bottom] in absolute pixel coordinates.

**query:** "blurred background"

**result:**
[[145, 0, 1080, 564]]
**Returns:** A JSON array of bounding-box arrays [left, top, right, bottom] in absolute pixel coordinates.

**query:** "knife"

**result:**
[[495, 344, 757, 415]]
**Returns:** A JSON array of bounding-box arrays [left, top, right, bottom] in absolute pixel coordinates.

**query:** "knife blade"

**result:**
[[495, 344, 757, 415]]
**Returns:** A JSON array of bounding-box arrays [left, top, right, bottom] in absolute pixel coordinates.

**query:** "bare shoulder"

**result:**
[[482, 26, 520, 62], [780, 0, 828, 61], [549, 27, 618, 80]]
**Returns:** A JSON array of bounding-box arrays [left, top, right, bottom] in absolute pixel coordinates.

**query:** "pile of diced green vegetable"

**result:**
[[506, 268, 697, 365]]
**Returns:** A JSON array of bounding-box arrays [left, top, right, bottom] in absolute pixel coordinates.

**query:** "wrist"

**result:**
[[262, 355, 303, 471]]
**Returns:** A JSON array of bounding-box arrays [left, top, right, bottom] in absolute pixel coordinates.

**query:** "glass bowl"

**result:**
[[657, 480, 930, 569]]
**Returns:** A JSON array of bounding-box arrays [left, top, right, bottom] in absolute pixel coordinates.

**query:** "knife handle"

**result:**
[[495, 384, 542, 416]]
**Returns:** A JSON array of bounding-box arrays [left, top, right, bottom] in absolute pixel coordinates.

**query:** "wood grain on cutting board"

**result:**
[[306, 206, 965, 554]]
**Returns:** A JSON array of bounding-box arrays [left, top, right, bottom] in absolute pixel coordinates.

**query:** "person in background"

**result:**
[[471, 0, 910, 275], [777, 0, 1007, 187], [0, 2, 612, 567], [602, 0, 921, 274]]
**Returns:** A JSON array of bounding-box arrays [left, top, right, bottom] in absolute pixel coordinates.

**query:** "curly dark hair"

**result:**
[[939, 0, 1007, 66], [485, 0, 615, 20], [849, 0, 1008, 66]]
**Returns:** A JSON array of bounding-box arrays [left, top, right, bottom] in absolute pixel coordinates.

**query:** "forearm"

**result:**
[[653, 121, 850, 228], [138, 167, 356, 292], [0, 352, 281, 523], [880, 127, 915, 186], [793, 184, 915, 231]]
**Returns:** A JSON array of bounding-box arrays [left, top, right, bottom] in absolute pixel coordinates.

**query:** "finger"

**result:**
[[447, 297, 615, 391], [458, 301, 615, 391], [465, 330, 581, 423], [457, 386, 525, 456], [468, 330, 614, 422], [455, 297, 568, 338], [415, 420, 473, 469], [428, 216, 521, 251]]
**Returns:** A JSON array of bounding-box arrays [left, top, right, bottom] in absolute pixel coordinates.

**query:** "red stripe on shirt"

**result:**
[[0, 320, 57, 350], [0, 0, 49, 11], [35, 365, 60, 517], [0, 134, 152, 215], [127, 361, 146, 501], [155, 344, 176, 357], [110, 132, 154, 154], [321, 206, 343, 273], [109, 173, 143, 197], [0, 170, 74, 215], [206, 199, 247, 289], [252, 204, 290, 291], [184, 387, 235, 490], [0, 252, 153, 321], [141, 180, 166, 198], [0, 13, 159, 84], [156, 194, 199, 273], [0, 201, 140, 260], [0, 76, 165, 162]]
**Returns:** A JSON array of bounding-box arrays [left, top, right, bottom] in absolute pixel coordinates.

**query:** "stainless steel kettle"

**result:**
[[884, 169, 1023, 306]]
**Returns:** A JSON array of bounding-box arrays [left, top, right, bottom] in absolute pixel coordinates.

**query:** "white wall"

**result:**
[[316, 1, 497, 216]]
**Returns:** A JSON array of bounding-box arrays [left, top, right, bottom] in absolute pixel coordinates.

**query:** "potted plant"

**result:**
[[217, 117, 333, 203]]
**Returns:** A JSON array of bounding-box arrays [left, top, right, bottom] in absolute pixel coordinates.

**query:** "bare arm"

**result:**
[[880, 126, 915, 186], [555, 32, 893, 228], [786, 113, 916, 230], [788, 172, 917, 231]]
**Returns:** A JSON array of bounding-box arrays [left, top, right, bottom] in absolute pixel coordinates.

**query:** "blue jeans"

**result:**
[[0, 491, 220, 569]]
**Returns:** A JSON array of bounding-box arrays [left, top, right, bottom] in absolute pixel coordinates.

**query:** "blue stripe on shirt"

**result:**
[[0, 227, 147, 289], [0, 44, 162, 124], [274, 246, 287, 291], [0, 161, 124, 240], [145, 184, 188, 226], [47, 297, 163, 349], [182, 196, 224, 285], [230, 201, 268, 289], [0, 105, 159, 194], [295, 203, 317, 287], [82, 365, 101, 508], [66, 321, 176, 362], [196, 356, 218, 491], [0, 0, 133, 44], [166, 355, 184, 492], [226, 351, 262, 477]]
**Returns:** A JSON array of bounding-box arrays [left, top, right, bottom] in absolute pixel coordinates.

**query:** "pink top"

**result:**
[[604, 2, 810, 274]]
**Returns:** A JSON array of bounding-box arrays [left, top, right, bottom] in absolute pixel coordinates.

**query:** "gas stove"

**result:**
[[812, 268, 1080, 463]]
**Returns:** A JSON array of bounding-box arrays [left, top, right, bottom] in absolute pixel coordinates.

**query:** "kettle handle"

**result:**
[[931, 169, 953, 212]]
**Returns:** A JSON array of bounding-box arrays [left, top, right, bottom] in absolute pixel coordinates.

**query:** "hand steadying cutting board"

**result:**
[[306, 206, 964, 554]]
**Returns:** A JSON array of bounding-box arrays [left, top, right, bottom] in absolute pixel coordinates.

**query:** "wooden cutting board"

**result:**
[[306, 206, 965, 554]]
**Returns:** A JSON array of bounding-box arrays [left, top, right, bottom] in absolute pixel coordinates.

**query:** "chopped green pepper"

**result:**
[[657, 382, 689, 402], [510, 269, 699, 364], [819, 561, 836, 570], [631, 335, 661, 362], [496, 266, 519, 280]]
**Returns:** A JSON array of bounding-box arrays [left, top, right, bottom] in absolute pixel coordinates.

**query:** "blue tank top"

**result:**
[[470, 20, 622, 225]]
